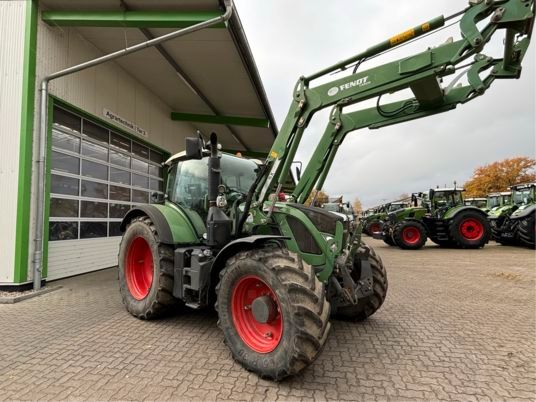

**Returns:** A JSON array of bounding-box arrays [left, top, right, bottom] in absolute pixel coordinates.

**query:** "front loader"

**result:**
[[117, 0, 534, 380]]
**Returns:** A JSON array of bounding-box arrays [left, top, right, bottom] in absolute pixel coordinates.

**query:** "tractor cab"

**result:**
[[511, 183, 535, 207], [429, 188, 464, 216], [165, 150, 258, 229], [464, 198, 487, 209], [487, 192, 512, 211]]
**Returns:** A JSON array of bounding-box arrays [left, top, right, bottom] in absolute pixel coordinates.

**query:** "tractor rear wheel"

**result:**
[[517, 213, 536, 249], [331, 242, 388, 321], [448, 211, 490, 249], [393, 221, 427, 250], [215, 246, 330, 381], [118, 216, 178, 319]]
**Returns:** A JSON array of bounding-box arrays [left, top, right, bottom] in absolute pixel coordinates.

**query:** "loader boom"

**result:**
[[254, 0, 534, 206]]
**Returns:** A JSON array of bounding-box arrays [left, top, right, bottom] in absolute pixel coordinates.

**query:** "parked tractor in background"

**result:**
[[486, 191, 512, 213], [362, 201, 410, 236], [321, 197, 356, 221], [381, 188, 491, 249], [116, 0, 533, 380], [488, 183, 535, 248]]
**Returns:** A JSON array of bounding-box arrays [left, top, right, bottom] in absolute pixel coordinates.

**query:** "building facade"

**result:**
[[0, 0, 277, 288]]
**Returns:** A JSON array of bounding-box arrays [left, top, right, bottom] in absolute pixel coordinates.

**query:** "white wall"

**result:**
[[0, 1, 26, 283], [26, 10, 197, 281]]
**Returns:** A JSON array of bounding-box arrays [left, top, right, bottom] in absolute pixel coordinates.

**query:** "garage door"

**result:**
[[47, 105, 165, 280]]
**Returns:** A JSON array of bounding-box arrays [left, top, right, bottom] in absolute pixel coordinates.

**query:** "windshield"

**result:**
[[322, 203, 339, 212], [167, 154, 258, 220], [488, 196, 500, 208], [389, 204, 405, 212], [513, 188, 534, 205], [433, 191, 463, 208]]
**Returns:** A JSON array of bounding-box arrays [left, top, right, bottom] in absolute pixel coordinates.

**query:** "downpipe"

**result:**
[[32, 0, 234, 290]]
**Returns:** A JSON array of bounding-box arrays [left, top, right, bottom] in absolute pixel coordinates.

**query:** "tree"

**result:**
[[352, 198, 362, 214], [464, 157, 536, 197], [398, 193, 410, 201], [305, 190, 329, 207]]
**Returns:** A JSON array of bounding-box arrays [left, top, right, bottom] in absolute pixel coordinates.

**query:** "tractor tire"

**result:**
[[383, 235, 396, 246], [393, 221, 427, 250], [517, 212, 536, 249], [331, 242, 388, 321], [365, 220, 383, 236], [118, 216, 178, 319], [215, 246, 330, 381], [448, 211, 490, 249]]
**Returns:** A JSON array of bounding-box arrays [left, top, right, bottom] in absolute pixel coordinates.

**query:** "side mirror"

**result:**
[[295, 166, 301, 181], [151, 192, 165, 204], [429, 189, 435, 201], [185, 137, 204, 160]]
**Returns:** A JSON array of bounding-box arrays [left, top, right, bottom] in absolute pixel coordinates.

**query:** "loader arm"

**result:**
[[254, 0, 534, 206]]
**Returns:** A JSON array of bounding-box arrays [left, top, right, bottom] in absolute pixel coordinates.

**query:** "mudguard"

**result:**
[[121, 205, 173, 243], [120, 204, 201, 245], [444, 205, 488, 220], [212, 235, 290, 272], [510, 204, 536, 220]]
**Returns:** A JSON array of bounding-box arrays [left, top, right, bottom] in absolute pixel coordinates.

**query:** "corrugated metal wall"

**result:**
[[0, 2, 26, 283], [28, 12, 198, 281]]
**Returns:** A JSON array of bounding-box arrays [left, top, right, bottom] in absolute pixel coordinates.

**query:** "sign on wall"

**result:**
[[103, 109, 148, 138]]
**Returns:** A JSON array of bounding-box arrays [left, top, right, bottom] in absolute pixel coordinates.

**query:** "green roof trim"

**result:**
[[171, 112, 270, 128], [41, 10, 225, 28]]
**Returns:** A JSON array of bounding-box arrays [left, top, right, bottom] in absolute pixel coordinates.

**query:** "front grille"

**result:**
[[287, 215, 322, 255]]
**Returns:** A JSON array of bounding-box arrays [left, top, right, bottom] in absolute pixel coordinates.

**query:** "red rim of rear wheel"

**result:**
[[402, 226, 421, 245], [459, 218, 484, 241], [125, 237, 154, 300], [231, 275, 283, 354], [369, 223, 381, 234]]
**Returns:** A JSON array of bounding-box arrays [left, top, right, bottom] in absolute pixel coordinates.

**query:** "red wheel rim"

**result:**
[[231, 275, 283, 354], [402, 226, 421, 245], [125, 237, 154, 300], [370, 223, 381, 234], [459, 218, 484, 241]]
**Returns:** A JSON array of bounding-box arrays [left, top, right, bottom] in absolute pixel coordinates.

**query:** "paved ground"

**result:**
[[0, 239, 534, 401]]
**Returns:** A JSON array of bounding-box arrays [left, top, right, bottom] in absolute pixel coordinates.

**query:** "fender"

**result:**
[[510, 204, 536, 220], [444, 205, 488, 220], [120, 205, 175, 244], [212, 235, 290, 272]]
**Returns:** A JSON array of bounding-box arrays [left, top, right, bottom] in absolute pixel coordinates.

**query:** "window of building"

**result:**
[[49, 106, 165, 241]]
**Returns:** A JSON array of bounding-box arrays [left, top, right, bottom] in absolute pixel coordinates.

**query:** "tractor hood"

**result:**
[[488, 205, 516, 219], [510, 204, 535, 219]]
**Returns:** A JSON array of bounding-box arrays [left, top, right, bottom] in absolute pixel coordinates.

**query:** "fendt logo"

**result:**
[[327, 76, 370, 96]]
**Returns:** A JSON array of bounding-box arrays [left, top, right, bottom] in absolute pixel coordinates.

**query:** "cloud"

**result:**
[[234, 0, 535, 207]]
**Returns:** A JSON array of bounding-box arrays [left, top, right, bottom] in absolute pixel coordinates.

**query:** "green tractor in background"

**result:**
[[488, 183, 535, 248], [321, 197, 356, 222], [485, 191, 512, 213], [381, 188, 491, 249], [362, 201, 409, 236], [116, 0, 533, 380]]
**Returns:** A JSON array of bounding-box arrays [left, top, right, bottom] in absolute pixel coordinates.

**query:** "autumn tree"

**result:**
[[464, 157, 536, 197], [398, 193, 410, 201], [305, 190, 329, 207], [352, 198, 363, 214]]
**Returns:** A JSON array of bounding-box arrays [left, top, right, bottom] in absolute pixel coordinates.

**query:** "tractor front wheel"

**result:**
[[215, 246, 330, 381], [393, 221, 427, 250], [118, 216, 178, 319], [448, 211, 490, 249], [365, 220, 383, 236]]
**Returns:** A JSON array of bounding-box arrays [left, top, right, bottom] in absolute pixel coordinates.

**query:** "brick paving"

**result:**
[[0, 239, 534, 401]]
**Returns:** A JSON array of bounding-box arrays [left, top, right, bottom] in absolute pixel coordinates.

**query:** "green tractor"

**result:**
[[488, 183, 536, 248], [362, 201, 409, 236], [381, 188, 491, 249], [485, 191, 512, 213], [321, 197, 356, 221], [117, 1, 533, 380]]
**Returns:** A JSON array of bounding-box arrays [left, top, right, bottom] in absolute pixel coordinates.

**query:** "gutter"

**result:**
[[32, 0, 234, 290]]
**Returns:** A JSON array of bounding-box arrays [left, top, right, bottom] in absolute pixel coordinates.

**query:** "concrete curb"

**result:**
[[0, 286, 62, 304]]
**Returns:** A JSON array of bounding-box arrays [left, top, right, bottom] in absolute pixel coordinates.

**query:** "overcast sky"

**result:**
[[234, 0, 535, 208]]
